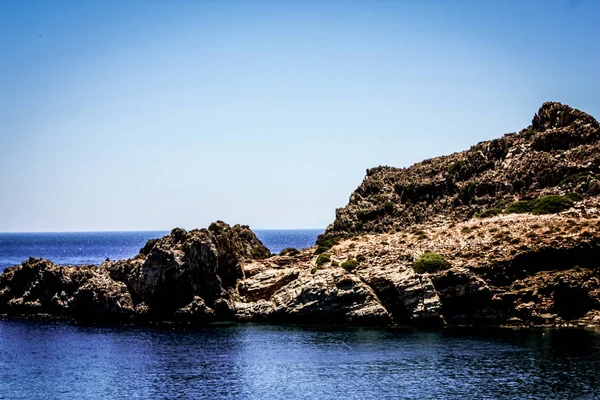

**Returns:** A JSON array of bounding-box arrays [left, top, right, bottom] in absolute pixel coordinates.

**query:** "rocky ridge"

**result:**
[[1, 102, 600, 328], [322, 102, 600, 240]]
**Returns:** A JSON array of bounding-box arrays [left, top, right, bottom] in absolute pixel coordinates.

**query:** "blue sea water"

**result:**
[[1, 230, 600, 399], [0, 229, 323, 271], [0, 322, 599, 399]]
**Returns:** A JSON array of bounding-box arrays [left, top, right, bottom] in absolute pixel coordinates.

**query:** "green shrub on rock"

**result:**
[[413, 252, 450, 274], [504, 194, 576, 216], [531, 195, 574, 215], [280, 247, 300, 256], [505, 200, 533, 214], [341, 259, 358, 272], [251, 247, 270, 260], [564, 192, 583, 202], [316, 253, 331, 267], [314, 237, 340, 255], [475, 208, 503, 218]]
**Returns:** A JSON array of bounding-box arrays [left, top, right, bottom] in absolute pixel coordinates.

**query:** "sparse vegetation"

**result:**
[[447, 158, 466, 174], [341, 259, 358, 272], [384, 201, 396, 213], [251, 247, 270, 259], [531, 195, 574, 215], [413, 252, 450, 274], [504, 194, 576, 216], [564, 192, 583, 202], [559, 172, 592, 187], [316, 253, 331, 267], [522, 126, 535, 138], [314, 237, 340, 255], [279, 247, 300, 256], [460, 181, 478, 203], [505, 200, 533, 214], [496, 199, 508, 208], [475, 208, 503, 218]]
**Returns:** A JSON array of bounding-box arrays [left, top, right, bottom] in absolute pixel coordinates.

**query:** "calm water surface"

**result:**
[[0, 322, 599, 399]]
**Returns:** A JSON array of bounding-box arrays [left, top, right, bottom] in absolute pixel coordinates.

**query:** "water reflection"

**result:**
[[1, 321, 599, 399]]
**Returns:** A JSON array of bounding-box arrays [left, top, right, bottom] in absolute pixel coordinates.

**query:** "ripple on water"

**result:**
[[1, 322, 599, 399]]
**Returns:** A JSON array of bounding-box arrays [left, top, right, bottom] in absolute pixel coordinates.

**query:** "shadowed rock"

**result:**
[[0, 222, 270, 323], [2, 102, 600, 328]]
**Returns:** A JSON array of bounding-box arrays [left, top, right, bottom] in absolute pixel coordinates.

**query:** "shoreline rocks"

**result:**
[[2, 102, 600, 328]]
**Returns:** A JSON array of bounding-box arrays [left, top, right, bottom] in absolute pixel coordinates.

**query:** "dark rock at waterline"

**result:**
[[2, 102, 600, 328], [0, 222, 270, 323]]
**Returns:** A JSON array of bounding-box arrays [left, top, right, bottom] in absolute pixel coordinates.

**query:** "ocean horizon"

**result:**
[[0, 229, 324, 272]]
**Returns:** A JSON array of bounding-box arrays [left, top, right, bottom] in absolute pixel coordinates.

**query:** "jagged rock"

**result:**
[[532, 101, 599, 132], [431, 267, 507, 325], [71, 269, 134, 320], [267, 268, 392, 325], [357, 264, 443, 326], [0, 222, 269, 323], [2, 102, 600, 328], [239, 268, 299, 302], [322, 102, 600, 241], [174, 296, 215, 322], [501, 267, 600, 323]]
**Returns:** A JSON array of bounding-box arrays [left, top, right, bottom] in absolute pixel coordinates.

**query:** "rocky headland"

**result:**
[[2, 102, 600, 328]]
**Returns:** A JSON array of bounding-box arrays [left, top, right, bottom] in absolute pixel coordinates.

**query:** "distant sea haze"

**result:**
[[0, 229, 323, 271]]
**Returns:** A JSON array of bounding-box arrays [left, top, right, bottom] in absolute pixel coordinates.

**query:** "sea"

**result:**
[[0, 229, 323, 272], [1, 230, 600, 399]]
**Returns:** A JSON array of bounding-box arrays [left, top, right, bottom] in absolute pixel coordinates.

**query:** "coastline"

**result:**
[[2, 102, 600, 329]]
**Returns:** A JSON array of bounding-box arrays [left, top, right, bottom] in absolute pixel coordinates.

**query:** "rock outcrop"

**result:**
[[1, 102, 600, 328], [0, 222, 271, 323], [321, 101, 600, 240]]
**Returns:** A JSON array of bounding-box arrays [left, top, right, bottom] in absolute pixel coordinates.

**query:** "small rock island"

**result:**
[[2, 102, 600, 328]]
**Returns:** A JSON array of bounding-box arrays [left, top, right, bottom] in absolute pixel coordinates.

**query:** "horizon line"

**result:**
[[0, 227, 326, 234]]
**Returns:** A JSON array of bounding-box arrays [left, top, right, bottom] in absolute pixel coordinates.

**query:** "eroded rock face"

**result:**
[[0, 222, 270, 323], [432, 267, 507, 325], [357, 264, 443, 326], [236, 267, 391, 325], [322, 102, 600, 241], [2, 102, 600, 328], [2, 217, 600, 327]]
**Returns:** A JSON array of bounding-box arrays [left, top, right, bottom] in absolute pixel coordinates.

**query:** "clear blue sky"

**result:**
[[1, 0, 599, 232]]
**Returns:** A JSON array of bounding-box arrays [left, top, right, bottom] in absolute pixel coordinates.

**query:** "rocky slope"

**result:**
[[234, 199, 600, 327], [322, 102, 600, 240], [1, 102, 600, 328]]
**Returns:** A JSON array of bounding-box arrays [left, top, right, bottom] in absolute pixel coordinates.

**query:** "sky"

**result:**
[[1, 0, 599, 232]]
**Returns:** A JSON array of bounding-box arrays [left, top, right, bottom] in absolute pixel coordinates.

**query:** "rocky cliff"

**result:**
[[0, 222, 271, 323], [322, 102, 600, 240], [1, 102, 600, 328]]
